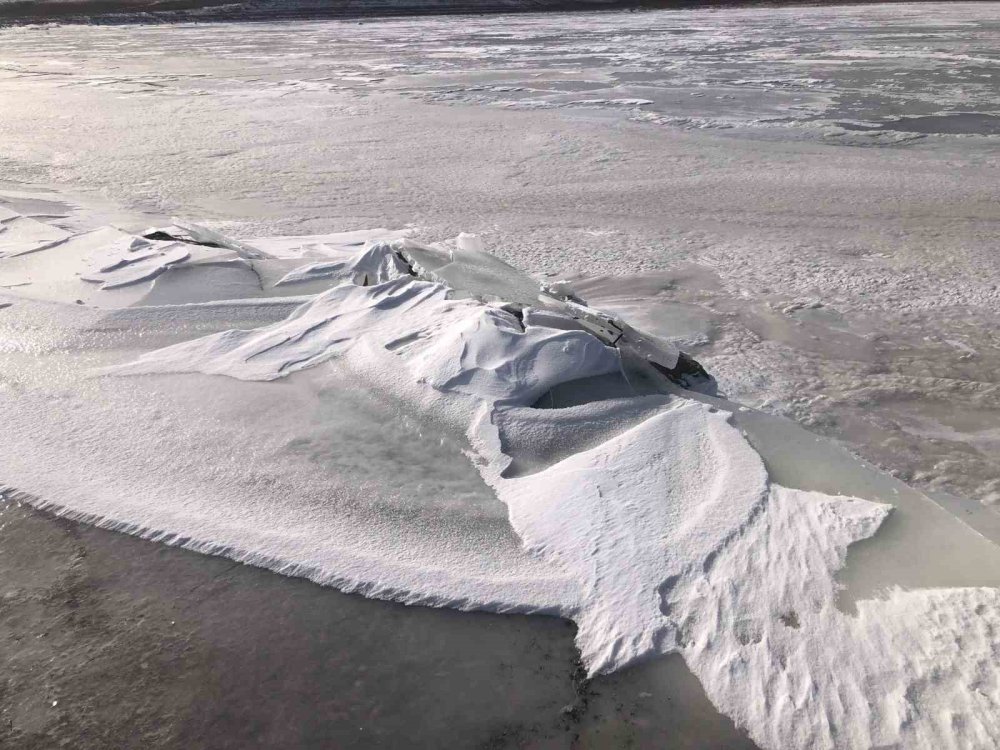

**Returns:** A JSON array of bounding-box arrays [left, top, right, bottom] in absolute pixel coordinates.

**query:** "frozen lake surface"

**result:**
[[5, 3, 1000, 139], [2, 2, 997, 507], [2, 4, 1000, 748]]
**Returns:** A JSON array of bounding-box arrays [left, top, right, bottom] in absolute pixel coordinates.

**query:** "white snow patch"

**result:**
[[3, 229, 998, 750], [82, 241, 190, 289], [678, 486, 1000, 750]]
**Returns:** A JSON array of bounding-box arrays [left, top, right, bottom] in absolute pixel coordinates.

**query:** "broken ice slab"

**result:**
[[0, 214, 72, 258], [390, 235, 713, 394], [274, 243, 411, 287], [142, 220, 268, 260], [89, 237, 162, 272], [82, 243, 191, 289], [397, 234, 544, 308]]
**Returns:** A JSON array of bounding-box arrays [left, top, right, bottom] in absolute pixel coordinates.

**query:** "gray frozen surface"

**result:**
[[2, 4, 1000, 747], [0, 494, 756, 749]]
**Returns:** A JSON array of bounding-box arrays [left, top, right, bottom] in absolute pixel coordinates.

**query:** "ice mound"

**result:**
[[0, 215, 264, 307], [3, 219, 1000, 750], [114, 273, 624, 405], [112, 242, 766, 677]]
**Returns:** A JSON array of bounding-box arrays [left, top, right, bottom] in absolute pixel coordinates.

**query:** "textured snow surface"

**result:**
[[680, 486, 1000, 750], [2, 221, 1000, 749], [105, 241, 1000, 748], [1, 9, 999, 743]]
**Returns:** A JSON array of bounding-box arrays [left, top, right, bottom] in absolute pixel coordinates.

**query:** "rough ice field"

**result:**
[[5, 3, 1000, 138], [2, 210, 1000, 749], [1, 5, 1000, 747], [1, 4, 999, 509]]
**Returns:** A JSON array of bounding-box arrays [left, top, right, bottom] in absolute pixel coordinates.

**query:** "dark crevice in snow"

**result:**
[[649, 352, 715, 393], [500, 303, 526, 332], [143, 229, 224, 248], [657, 574, 681, 617], [392, 249, 419, 278]]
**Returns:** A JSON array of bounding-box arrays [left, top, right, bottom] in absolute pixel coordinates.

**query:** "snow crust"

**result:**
[[680, 486, 1000, 750], [81, 238, 190, 289], [101, 240, 1000, 748], [2, 221, 999, 749]]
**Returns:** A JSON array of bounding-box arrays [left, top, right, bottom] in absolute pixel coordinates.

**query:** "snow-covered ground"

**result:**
[[3, 209, 1000, 749], [2, 3, 999, 507], [2, 4, 1000, 748]]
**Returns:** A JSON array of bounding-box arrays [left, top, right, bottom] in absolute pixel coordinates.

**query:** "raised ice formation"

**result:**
[[107, 240, 1000, 750], [3, 223, 998, 750], [82, 238, 191, 289], [274, 242, 412, 287]]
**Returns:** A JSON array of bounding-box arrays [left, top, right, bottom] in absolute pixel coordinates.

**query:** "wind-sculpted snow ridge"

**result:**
[[106, 239, 1000, 749], [679, 487, 1000, 750], [3, 216, 999, 749]]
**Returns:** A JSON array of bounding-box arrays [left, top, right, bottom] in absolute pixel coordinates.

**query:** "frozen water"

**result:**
[[1, 5, 1000, 747], [3, 220, 1000, 748], [3, 4, 1000, 141]]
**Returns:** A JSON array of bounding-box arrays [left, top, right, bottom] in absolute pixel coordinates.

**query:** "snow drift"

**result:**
[[1, 212, 999, 750]]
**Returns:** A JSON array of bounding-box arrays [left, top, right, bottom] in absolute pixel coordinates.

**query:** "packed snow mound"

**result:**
[[3, 218, 1000, 750], [112, 244, 766, 677], [496, 401, 769, 674], [114, 275, 623, 405]]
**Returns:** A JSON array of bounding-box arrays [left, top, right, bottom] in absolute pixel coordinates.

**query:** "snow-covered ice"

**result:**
[[2, 210, 999, 749], [1, 5, 1000, 746]]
